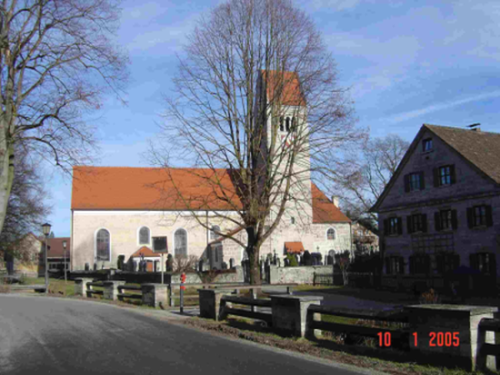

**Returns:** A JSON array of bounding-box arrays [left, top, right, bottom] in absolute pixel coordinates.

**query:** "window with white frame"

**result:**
[[327, 228, 336, 240], [139, 226, 150, 245], [174, 229, 187, 257], [96, 229, 110, 261]]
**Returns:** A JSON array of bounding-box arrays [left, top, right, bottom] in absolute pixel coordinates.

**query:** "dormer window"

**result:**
[[422, 138, 433, 152]]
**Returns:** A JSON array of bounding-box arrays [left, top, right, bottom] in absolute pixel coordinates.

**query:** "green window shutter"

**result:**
[[433, 168, 439, 187], [451, 210, 458, 230], [467, 208, 474, 228], [450, 165, 456, 184], [420, 171, 425, 189], [434, 212, 441, 231], [404, 174, 410, 193], [422, 214, 428, 233], [470, 253, 478, 270], [407, 216, 412, 234], [486, 205, 493, 227], [399, 257, 405, 274], [397, 218, 403, 235], [385, 258, 391, 274], [409, 256, 414, 275]]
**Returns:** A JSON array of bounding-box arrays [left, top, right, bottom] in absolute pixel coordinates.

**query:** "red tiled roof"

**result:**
[[72, 166, 242, 211], [311, 183, 351, 224], [72, 167, 349, 224], [46, 237, 70, 258], [130, 246, 163, 258], [262, 70, 305, 106], [284, 242, 304, 254]]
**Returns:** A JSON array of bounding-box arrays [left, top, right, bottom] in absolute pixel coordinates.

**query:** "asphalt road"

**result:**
[[0, 295, 380, 375]]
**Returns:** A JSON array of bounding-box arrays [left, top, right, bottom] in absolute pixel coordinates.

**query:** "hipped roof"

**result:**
[[262, 70, 305, 106]]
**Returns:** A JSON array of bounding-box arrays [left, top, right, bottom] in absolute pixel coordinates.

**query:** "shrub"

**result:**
[[286, 254, 298, 267]]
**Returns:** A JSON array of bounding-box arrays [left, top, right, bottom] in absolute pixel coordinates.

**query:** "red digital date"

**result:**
[[377, 332, 460, 347]]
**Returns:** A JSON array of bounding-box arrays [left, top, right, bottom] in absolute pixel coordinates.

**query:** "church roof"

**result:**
[[262, 70, 305, 106], [72, 166, 242, 211], [71, 166, 350, 223]]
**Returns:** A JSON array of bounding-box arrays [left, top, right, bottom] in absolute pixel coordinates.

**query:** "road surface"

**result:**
[[0, 295, 381, 375]]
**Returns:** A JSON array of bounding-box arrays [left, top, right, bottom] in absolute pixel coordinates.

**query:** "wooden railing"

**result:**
[[117, 285, 142, 301], [219, 295, 273, 325], [307, 305, 409, 343], [86, 281, 105, 297]]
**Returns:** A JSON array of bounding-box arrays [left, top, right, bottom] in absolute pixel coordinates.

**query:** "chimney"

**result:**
[[332, 196, 339, 207], [472, 127, 481, 132]]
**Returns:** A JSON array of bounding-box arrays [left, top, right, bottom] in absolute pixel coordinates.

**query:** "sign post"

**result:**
[[180, 272, 186, 314]]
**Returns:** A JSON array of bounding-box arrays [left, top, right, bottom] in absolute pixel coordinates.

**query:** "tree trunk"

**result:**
[[0, 125, 15, 234], [246, 226, 261, 285]]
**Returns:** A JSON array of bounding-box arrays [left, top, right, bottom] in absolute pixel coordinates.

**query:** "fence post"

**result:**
[[168, 283, 175, 307], [103, 280, 126, 301], [74, 278, 93, 297], [141, 284, 168, 308]]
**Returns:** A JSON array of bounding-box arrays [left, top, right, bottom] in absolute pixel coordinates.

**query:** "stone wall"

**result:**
[[269, 265, 331, 284]]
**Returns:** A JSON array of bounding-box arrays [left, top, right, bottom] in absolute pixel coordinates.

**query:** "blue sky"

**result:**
[[46, 0, 500, 237]]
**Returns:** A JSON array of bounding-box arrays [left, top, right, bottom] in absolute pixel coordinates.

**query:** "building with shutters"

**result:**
[[371, 124, 500, 280], [70, 71, 353, 272]]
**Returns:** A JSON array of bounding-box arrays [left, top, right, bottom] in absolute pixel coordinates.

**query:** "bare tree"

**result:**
[[0, 142, 51, 263], [0, 0, 128, 232], [329, 134, 409, 223], [152, 0, 364, 285]]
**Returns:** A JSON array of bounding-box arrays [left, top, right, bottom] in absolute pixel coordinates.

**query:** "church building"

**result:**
[[70, 71, 352, 271]]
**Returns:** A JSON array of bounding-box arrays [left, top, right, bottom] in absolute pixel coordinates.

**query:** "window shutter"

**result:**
[[436, 254, 443, 274], [407, 216, 413, 234], [450, 165, 456, 184], [420, 172, 425, 189], [385, 258, 391, 274], [409, 256, 414, 275], [384, 219, 389, 235], [397, 218, 403, 235], [470, 253, 478, 271], [425, 255, 430, 274], [490, 254, 497, 277], [486, 205, 493, 227], [434, 212, 441, 231], [453, 254, 460, 270], [433, 168, 439, 187], [467, 208, 473, 228], [422, 214, 428, 233], [399, 257, 405, 274], [404, 175, 410, 193], [451, 210, 458, 230]]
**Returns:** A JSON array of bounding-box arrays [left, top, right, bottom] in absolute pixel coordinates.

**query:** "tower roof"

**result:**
[[261, 70, 305, 106]]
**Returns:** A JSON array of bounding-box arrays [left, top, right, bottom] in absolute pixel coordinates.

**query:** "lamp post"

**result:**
[[42, 223, 51, 295], [63, 240, 67, 283]]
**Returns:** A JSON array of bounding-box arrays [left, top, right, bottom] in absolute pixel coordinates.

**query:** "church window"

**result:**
[[210, 225, 221, 241], [95, 229, 110, 261], [138, 226, 150, 245], [174, 228, 188, 257], [279, 117, 284, 132], [285, 117, 291, 132], [327, 228, 336, 240], [291, 217, 295, 224]]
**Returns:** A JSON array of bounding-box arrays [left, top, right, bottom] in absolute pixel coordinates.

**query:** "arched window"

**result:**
[[174, 229, 188, 257], [210, 225, 221, 241], [96, 229, 110, 261], [291, 217, 295, 224], [285, 117, 291, 132], [327, 228, 336, 240], [138, 226, 150, 245], [279, 117, 284, 132]]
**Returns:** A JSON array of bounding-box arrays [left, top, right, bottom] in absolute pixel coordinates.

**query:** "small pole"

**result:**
[[161, 253, 164, 285], [180, 272, 186, 314], [45, 236, 49, 295]]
